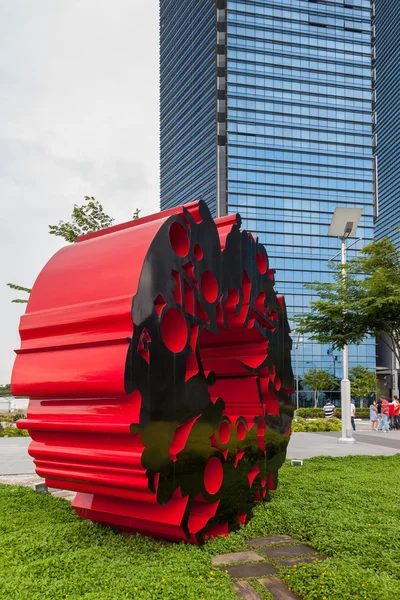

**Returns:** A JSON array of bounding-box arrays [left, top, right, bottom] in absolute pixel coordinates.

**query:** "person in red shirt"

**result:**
[[377, 397, 390, 433], [393, 397, 400, 430]]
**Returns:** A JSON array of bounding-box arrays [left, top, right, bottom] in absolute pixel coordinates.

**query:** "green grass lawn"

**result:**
[[1, 455, 399, 600]]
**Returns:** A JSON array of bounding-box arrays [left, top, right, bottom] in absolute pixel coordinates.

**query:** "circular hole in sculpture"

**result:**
[[193, 244, 203, 260], [218, 421, 231, 445], [204, 456, 223, 495], [169, 221, 190, 257], [236, 421, 247, 441], [161, 307, 188, 353], [201, 271, 218, 303], [256, 250, 267, 274]]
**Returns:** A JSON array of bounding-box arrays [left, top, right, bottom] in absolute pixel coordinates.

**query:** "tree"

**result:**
[[349, 365, 377, 408], [294, 237, 400, 364], [302, 368, 338, 408], [6, 283, 32, 304], [8, 198, 141, 303], [0, 384, 11, 397], [48, 197, 114, 243]]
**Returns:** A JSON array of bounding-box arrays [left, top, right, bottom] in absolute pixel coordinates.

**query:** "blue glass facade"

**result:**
[[160, 0, 217, 215], [373, 0, 400, 249], [160, 0, 375, 374]]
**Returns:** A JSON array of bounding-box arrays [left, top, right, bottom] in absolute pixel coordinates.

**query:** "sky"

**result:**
[[0, 1, 160, 383]]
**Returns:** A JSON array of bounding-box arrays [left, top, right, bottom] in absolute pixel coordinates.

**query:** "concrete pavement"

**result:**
[[0, 423, 399, 482], [0, 437, 34, 475], [287, 431, 400, 459], [287, 419, 400, 459]]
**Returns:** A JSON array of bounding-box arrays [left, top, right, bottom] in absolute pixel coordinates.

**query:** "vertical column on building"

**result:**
[[216, 0, 227, 217], [371, 2, 378, 222]]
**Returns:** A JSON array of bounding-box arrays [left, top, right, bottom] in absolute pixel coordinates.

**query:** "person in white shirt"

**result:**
[[350, 401, 356, 431], [323, 400, 335, 419]]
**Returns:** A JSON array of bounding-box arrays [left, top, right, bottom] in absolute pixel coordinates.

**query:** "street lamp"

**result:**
[[292, 330, 304, 410], [328, 207, 363, 444]]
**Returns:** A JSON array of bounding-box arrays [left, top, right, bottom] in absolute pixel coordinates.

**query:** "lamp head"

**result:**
[[328, 208, 363, 238], [343, 222, 353, 238]]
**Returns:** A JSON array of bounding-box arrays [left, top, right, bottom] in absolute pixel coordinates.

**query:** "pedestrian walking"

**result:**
[[393, 397, 400, 430], [350, 400, 356, 431], [323, 400, 335, 419], [377, 398, 382, 425], [377, 396, 390, 433], [370, 400, 378, 431]]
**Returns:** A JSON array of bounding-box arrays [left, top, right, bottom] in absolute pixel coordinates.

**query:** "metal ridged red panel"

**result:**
[[12, 200, 294, 544]]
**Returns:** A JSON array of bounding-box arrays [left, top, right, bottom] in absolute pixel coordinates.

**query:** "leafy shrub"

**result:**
[[331, 408, 370, 420], [12, 411, 26, 422], [296, 407, 370, 420], [0, 426, 29, 437], [0, 413, 15, 424], [291, 420, 306, 432], [292, 417, 342, 432], [296, 408, 325, 419]]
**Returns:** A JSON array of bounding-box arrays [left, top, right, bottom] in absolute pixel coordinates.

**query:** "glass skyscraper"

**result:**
[[160, 0, 375, 375], [373, 0, 400, 247], [372, 0, 399, 390]]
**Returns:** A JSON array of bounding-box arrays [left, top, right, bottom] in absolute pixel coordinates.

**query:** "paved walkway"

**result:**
[[0, 423, 399, 481], [0, 438, 33, 475], [212, 535, 325, 599], [287, 420, 400, 459]]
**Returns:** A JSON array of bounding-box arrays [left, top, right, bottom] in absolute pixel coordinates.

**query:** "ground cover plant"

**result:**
[[0, 413, 28, 436], [1, 455, 399, 600], [291, 417, 342, 432], [0, 425, 29, 437], [295, 408, 370, 420]]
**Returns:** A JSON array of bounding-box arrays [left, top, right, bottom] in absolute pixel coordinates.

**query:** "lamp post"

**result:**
[[293, 330, 304, 410], [328, 207, 363, 444]]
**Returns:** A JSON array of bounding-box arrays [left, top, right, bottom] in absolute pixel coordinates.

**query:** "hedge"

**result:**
[[296, 407, 370, 420], [292, 417, 342, 432], [0, 425, 29, 437], [0, 412, 26, 423]]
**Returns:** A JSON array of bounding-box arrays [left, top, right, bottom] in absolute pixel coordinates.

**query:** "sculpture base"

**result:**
[[338, 436, 356, 444], [71, 491, 227, 545]]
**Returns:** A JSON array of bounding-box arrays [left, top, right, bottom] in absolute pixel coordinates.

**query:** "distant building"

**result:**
[[160, 0, 375, 374], [373, 0, 400, 397], [0, 396, 28, 413]]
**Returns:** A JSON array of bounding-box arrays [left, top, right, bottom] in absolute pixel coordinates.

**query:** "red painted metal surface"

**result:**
[[12, 200, 294, 544]]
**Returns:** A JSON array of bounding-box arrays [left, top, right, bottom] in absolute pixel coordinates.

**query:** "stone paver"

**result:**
[[260, 545, 317, 560], [224, 562, 278, 579], [259, 578, 302, 600], [212, 551, 265, 566], [247, 535, 295, 547], [209, 536, 331, 599], [277, 555, 327, 567], [233, 580, 263, 600]]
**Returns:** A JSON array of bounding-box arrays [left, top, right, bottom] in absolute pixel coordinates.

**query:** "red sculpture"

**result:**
[[12, 200, 294, 544]]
